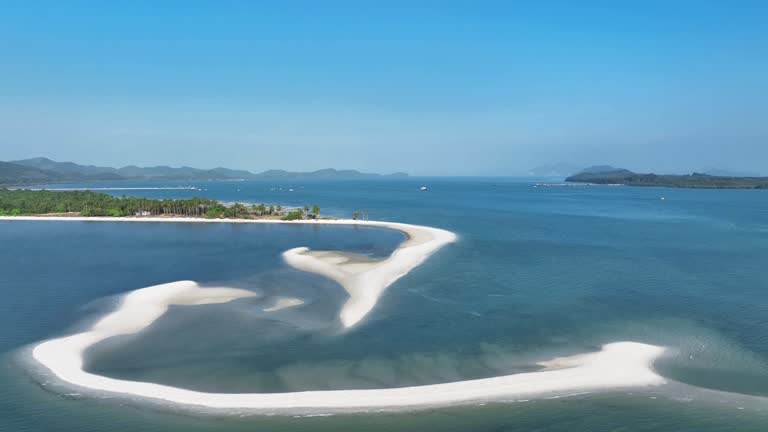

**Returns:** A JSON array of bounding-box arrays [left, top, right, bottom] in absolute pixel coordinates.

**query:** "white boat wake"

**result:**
[[16, 217, 667, 412]]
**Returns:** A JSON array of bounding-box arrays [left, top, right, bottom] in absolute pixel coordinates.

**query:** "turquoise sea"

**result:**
[[2, 177, 768, 431]]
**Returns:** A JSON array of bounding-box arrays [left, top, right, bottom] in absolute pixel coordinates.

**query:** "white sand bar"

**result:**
[[35, 295, 666, 411], [3, 216, 456, 327], [6, 216, 668, 411], [282, 221, 457, 327]]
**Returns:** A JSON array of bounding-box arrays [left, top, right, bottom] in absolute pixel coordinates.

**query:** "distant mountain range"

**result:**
[[529, 163, 762, 178], [566, 168, 768, 189], [0, 157, 408, 186], [528, 164, 628, 177]]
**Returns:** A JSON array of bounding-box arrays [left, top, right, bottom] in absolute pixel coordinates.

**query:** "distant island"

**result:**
[[529, 163, 764, 181], [566, 168, 768, 189], [0, 157, 408, 187], [528, 163, 639, 178]]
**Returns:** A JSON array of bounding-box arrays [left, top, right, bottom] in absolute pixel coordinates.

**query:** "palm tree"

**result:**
[[312, 204, 320, 219], [230, 203, 248, 218]]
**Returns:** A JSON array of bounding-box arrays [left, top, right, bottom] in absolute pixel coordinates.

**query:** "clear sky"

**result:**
[[1, 1, 766, 175]]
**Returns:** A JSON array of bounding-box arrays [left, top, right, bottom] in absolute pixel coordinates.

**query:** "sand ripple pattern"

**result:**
[[16, 217, 667, 412]]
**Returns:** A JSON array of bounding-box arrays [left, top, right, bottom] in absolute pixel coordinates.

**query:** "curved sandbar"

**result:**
[[32, 280, 665, 410], [3, 216, 457, 328], [11, 216, 667, 412], [35, 301, 665, 411], [283, 221, 457, 327]]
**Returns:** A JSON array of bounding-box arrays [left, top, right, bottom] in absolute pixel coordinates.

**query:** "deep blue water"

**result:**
[[2, 177, 768, 431]]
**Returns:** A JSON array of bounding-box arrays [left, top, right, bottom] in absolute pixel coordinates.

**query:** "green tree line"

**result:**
[[0, 189, 321, 220]]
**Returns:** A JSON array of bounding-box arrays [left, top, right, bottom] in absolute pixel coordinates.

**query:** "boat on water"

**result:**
[[420, 186, 428, 191]]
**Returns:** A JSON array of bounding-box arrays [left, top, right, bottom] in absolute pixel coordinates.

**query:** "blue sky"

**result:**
[[1, 1, 766, 175]]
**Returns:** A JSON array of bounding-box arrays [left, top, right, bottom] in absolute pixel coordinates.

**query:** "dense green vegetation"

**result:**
[[281, 210, 305, 220], [281, 203, 322, 220], [566, 170, 768, 189], [0, 189, 323, 220]]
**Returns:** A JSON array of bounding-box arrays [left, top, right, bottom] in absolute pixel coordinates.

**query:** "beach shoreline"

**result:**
[[10, 215, 668, 413], [2, 216, 457, 328]]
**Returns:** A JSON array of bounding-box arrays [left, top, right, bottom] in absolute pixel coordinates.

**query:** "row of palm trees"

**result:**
[[0, 189, 326, 220]]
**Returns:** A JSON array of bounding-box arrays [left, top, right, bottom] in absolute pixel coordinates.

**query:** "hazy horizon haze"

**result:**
[[1, 1, 766, 175]]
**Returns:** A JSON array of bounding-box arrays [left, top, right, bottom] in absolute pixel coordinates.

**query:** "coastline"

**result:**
[[1, 215, 457, 329], [0, 215, 348, 224], [10, 215, 668, 412], [7, 187, 200, 191]]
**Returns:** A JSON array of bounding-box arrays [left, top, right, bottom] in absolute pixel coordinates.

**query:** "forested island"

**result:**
[[566, 170, 768, 189], [0, 189, 325, 221]]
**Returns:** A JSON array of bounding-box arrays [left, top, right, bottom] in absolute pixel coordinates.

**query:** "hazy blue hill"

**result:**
[[253, 168, 394, 179], [302, 168, 377, 178], [567, 170, 768, 189], [12, 157, 116, 176], [0, 157, 407, 185], [12, 158, 207, 180], [115, 165, 217, 179], [0, 161, 64, 185], [209, 167, 256, 178], [0, 161, 124, 185], [566, 169, 636, 183], [578, 165, 626, 174], [527, 164, 629, 178]]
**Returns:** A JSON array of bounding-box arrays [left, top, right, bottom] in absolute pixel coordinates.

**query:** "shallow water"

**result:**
[[2, 177, 768, 430]]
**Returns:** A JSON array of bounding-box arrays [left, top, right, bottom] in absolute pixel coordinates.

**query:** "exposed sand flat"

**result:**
[[2, 216, 457, 327], [35, 290, 666, 410], [282, 222, 457, 328], [17, 216, 668, 411], [31, 281, 259, 404]]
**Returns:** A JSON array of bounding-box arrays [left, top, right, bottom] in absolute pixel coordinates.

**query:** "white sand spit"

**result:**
[[17, 216, 667, 412], [3, 216, 457, 327], [35, 288, 665, 411], [282, 221, 457, 327]]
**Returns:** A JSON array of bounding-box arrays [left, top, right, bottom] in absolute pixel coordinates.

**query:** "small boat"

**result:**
[[419, 186, 428, 191]]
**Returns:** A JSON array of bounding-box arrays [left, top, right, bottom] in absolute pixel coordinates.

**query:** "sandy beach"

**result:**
[[282, 221, 456, 327], [1, 216, 456, 328], [7, 216, 668, 412]]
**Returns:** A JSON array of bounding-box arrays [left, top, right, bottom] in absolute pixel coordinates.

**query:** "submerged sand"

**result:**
[[5, 216, 668, 412], [262, 297, 305, 312]]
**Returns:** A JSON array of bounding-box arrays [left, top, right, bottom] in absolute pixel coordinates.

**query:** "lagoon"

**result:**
[[2, 178, 768, 430]]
